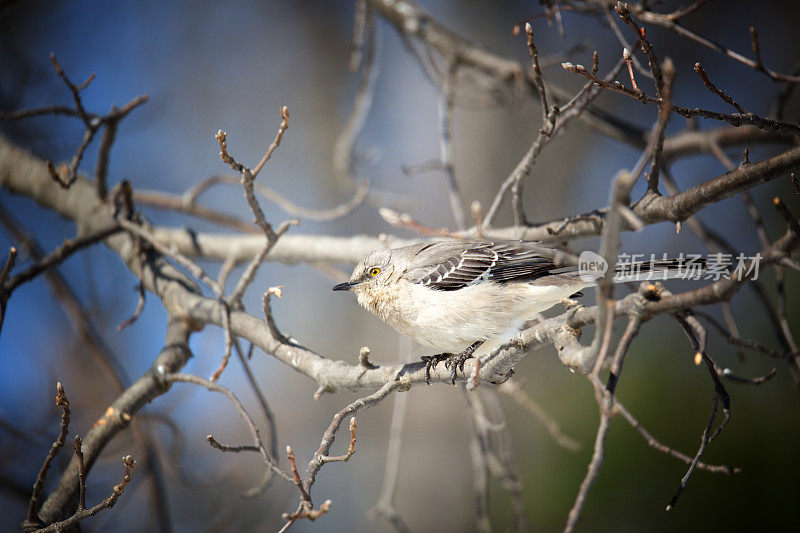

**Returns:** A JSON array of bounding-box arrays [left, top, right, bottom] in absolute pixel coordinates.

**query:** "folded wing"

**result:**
[[404, 241, 562, 291]]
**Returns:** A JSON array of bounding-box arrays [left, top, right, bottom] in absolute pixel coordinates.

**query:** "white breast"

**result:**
[[357, 279, 587, 354]]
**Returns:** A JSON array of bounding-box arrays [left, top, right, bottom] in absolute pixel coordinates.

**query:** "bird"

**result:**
[[332, 240, 695, 384]]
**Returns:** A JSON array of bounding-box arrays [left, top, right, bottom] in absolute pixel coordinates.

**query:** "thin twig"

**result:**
[[484, 48, 628, 228], [0, 105, 93, 121], [228, 219, 296, 306], [140, 175, 368, 224], [164, 373, 293, 487], [1, 206, 172, 531], [5, 222, 122, 294], [565, 300, 644, 532], [438, 61, 466, 230], [561, 61, 800, 133], [564, 379, 611, 533], [93, 114, 119, 199], [0, 246, 17, 335], [666, 395, 720, 511], [27, 383, 70, 523], [465, 393, 491, 533], [480, 390, 529, 532], [580, 66, 675, 377], [615, 2, 664, 95], [693, 63, 748, 114], [0, 246, 16, 287], [116, 216, 222, 296], [287, 445, 312, 504], [694, 309, 793, 359], [133, 189, 257, 233], [666, 0, 714, 21], [622, 47, 641, 94], [206, 435, 259, 453], [234, 338, 279, 461], [602, 9, 653, 79], [401, 159, 444, 176], [498, 379, 582, 452], [524, 22, 551, 133], [215, 112, 296, 307], [318, 417, 357, 464], [253, 106, 290, 178], [378, 207, 460, 238], [262, 287, 290, 344], [280, 500, 332, 530], [49, 53, 95, 126], [633, 5, 800, 82], [39, 55, 147, 190], [303, 381, 403, 496], [334, 7, 381, 191], [74, 436, 86, 510], [209, 302, 233, 382], [614, 398, 738, 474], [117, 283, 146, 331], [350, 0, 369, 70], [368, 379, 411, 532], [35, 455, 136, 533], [647, 57, 675, 192]]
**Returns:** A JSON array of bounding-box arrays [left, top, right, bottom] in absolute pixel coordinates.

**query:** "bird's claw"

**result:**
[[421, 353, 450, 385], [444, 354, 465, 385], [421, 341, 483, 385]]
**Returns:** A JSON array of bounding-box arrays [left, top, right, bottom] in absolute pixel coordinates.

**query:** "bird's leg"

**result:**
[[421, 341, 483, 384], [421, 353, 451, 385], [445, 341, 483, 384]]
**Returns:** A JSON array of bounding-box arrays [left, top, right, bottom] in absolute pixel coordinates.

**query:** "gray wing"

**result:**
[[403, 240, 565, 291]]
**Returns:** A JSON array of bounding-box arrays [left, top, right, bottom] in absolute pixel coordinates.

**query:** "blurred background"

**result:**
[[1, 0, 799, 531]]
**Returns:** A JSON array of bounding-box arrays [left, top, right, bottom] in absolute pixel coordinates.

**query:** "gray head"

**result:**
[[332, 248, 397, 292]]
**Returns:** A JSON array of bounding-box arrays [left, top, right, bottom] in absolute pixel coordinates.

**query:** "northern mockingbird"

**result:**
[[333, 240, 691, 383]]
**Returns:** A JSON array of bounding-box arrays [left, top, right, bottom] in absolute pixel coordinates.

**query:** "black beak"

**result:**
[[332, 281, 359, 292]]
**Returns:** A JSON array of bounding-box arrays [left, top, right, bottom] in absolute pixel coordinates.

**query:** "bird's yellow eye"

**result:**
[[369, 267, 381, 277]]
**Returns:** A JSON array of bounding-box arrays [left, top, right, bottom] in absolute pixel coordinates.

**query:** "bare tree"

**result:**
[[1, 1, 799, 531]]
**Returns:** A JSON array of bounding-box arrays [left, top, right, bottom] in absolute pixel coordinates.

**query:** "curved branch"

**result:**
[[30, 322, 193, 526]]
